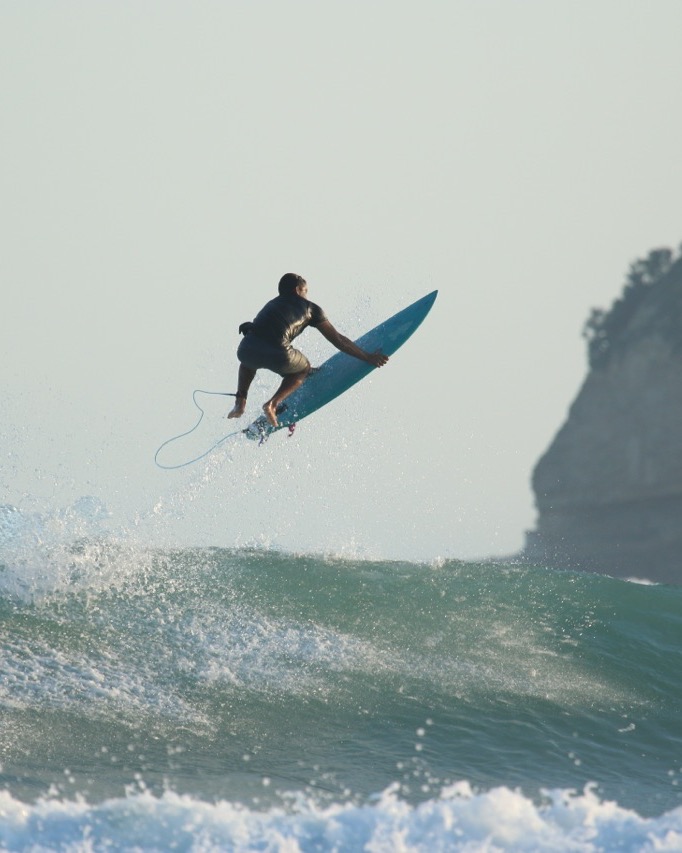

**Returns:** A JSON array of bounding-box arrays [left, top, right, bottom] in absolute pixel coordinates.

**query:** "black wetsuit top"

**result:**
[[237, 294, 328, 375], [250, 294, 327, 345]]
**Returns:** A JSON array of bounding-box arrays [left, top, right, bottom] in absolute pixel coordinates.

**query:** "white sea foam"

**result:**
[[0, 632, 210, 733], [175, 602, 392, 702], [0, 783, 680, 852]]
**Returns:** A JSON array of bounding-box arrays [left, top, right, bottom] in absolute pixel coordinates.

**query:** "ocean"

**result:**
[[0, 502, 681, 851]]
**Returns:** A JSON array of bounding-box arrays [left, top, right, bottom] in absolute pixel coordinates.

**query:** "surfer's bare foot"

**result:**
[[263, 401, 279, 428], [227, 398, 246, 419]]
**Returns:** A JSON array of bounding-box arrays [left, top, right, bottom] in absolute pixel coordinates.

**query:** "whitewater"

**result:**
[[0, 494, 681, 852]]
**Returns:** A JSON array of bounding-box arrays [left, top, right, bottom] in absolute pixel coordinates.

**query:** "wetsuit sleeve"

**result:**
[[308, 302, 328, 327]]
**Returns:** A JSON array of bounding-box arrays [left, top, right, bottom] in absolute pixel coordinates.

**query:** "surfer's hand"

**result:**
[[367, 350, 389, 367]]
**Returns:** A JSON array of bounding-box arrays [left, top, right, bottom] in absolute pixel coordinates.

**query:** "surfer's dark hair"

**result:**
[[278, 273, 306, 296]]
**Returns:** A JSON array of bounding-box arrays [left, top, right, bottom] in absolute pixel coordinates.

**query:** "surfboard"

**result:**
[[243, 289, 438, 442]]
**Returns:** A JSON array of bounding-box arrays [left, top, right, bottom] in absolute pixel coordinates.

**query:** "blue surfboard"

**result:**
[[243, 290, 438, 442]]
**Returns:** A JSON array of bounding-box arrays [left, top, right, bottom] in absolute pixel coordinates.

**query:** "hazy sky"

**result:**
[[2, 1, 682, 561]]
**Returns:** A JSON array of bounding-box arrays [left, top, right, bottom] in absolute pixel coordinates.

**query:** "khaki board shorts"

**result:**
[[237, 334, 310, 376]]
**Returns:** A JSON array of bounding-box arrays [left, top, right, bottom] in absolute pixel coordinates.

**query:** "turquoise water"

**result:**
[[1, 506, 681, 850]]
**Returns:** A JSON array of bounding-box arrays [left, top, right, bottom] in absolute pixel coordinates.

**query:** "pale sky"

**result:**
[[2, 1, 682, 561]]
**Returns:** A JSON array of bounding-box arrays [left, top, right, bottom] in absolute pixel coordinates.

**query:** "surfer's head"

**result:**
[[278, 273, 307, 297]]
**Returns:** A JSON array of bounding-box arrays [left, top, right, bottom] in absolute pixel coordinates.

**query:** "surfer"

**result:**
[[228, 273, 389, 427]]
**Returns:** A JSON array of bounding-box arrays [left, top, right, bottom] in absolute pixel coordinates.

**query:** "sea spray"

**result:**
[[0, 784, 680, 852]]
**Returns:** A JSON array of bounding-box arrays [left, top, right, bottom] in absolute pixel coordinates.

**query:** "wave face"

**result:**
[[1, 510, 681, 850]]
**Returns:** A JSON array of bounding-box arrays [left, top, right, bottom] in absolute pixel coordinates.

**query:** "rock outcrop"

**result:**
[[524, 248, 682, 583]]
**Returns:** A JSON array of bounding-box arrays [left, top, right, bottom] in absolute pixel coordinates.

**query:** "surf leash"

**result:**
[[154, 390, 245, 470]]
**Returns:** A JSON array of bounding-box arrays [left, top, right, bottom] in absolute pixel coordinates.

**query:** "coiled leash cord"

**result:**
[[154, 390, 243, 470]]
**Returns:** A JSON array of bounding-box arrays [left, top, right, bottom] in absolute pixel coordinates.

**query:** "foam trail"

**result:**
[[0, 785, 680, 852]]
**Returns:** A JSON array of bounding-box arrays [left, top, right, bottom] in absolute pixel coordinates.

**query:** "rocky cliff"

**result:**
[[524, 248, 682, 583]]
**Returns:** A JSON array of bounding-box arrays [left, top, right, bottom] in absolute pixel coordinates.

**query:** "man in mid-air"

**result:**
[[228, 273, 389, 427]]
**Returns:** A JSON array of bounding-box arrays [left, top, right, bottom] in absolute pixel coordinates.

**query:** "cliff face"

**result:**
[[525, 252, 682, 583]]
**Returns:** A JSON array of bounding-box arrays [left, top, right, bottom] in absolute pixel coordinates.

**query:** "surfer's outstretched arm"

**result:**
[[317, 320, 389, 368]]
